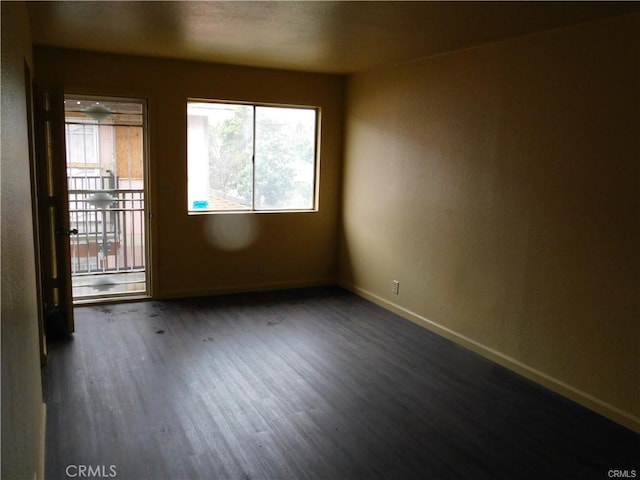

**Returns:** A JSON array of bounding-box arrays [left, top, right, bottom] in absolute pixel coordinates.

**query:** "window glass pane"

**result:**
[[65, 123, 99, 165], [254, 107, 316, 210], [187, 102, 253, 211], [187, 101, 317, 213]]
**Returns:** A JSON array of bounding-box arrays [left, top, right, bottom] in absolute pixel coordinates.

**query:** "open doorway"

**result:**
[[64, 96, 150, 302]]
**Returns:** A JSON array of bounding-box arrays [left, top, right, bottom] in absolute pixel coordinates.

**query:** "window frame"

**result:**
[[187, 98, 320, 214], [65, 121, 100, 168]]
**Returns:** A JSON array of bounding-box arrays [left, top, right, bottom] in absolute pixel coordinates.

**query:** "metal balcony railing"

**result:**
[[67, 177, 146, 279]]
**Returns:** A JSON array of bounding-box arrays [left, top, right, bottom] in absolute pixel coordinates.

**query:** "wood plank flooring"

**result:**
[[43, 287, 639, 479]]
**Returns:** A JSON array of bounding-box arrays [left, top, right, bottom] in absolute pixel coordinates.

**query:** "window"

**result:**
[[187, 101, 318, 213], [65, 122, 99, 166]]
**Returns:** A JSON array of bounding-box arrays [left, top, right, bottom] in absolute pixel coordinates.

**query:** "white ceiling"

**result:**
[[27, 1, 640, 74]]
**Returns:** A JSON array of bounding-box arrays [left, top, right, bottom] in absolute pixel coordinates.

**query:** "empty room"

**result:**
[[2, 1, 639, 479]]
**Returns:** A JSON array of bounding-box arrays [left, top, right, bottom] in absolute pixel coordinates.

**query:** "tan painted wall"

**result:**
[[339, 14, 639, 430], [1, 2, 46, 478], [34, 48, 344, 297]]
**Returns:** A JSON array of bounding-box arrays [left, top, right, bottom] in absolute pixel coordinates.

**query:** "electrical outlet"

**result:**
[[392, 280, 400, 295]]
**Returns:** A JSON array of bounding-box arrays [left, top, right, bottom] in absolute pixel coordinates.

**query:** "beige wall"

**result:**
[[339, 13, 639, 431], [34, 48, 344, 297], [1, 2, 46, 478]]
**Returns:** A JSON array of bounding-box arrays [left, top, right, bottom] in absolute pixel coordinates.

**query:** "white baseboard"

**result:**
[[339, 280, 640, 434], [157, 278, 334, 300]]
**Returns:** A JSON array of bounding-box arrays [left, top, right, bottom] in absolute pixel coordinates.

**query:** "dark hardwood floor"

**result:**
[[43, 287, 638, 480]]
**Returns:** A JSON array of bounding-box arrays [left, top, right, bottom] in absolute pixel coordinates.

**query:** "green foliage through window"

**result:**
[[187, 101, 318, 212]]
